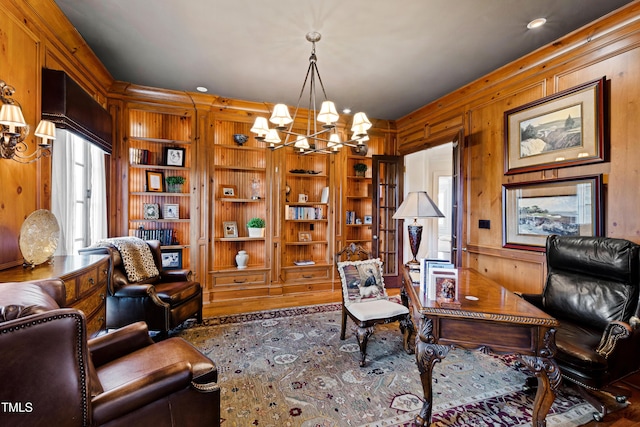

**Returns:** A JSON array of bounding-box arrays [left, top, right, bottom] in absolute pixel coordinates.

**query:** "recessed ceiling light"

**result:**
[[527, 18, 547, 29], [342, 108, 351, 114], [196, 86, 208, 93]]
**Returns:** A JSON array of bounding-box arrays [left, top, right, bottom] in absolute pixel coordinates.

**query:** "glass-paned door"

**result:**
[[372, 155, 402, 287]]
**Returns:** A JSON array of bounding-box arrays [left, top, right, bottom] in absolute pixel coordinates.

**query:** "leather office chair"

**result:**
[[335, 243, 413, 366], [521, 235, 640, 421], [0, 279, 220, 427], [80, 238, 202, 336]]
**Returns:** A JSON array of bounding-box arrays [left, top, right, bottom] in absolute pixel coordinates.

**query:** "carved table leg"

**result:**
[[413, 317, 449, 426], [520, 329, 560, 427]]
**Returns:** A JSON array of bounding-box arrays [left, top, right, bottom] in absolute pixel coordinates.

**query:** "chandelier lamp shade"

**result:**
[[250, 32, 372, 154], [392, 191, 445, 265], [0, 79, 55, 163]]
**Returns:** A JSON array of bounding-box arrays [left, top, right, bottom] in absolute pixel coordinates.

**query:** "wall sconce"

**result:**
[[0, 79, 55, 163]]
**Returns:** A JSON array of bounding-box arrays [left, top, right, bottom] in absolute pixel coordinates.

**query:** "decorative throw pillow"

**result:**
[[337, 258, 387, 306]]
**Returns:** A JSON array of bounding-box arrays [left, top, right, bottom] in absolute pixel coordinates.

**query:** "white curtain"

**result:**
[[51, 130, 108, 255], [51, 130, 75, 256], [89, 143, 107, 243]]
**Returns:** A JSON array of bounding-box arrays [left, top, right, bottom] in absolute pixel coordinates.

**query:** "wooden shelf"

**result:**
[[130, 136, 191, 145]]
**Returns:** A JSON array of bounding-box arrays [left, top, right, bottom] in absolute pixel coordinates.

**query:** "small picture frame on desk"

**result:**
[[223, 221, 238, 238], [146, 171, 165, 192], [164, 147, 185, 167], [160, 248, 182, 270], [430, 268, 460, 308]]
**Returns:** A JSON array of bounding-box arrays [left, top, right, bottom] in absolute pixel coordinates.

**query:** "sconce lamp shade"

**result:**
[[0, 104, 27, 132], [34, 120, 56, 146], [393, 191, 444, 220], [393, 191, 444, 265]]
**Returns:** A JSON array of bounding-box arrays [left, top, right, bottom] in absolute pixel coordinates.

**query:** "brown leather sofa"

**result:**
[[0, 278, 220, 427], [521, 235, 640, 421], [80, 239, 202, 336]]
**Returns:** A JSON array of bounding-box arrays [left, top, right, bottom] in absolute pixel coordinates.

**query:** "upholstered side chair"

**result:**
[[0, 279, 220, 427], [335, 243, 413, 366], [521, 235, 640, 421], [79, 238, 202, 337]]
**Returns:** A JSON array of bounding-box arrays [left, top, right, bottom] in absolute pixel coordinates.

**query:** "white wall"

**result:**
[[402, 143, 453, 262]]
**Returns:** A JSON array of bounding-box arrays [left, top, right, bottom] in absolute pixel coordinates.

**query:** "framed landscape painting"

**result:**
[[502, 175, 602, 251], [504, 77, 605, 174]]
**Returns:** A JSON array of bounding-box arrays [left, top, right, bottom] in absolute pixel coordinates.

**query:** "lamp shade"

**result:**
[[317, 101, 339, 125], [392, 191, 444, 219], [0, 104, 26, 131], [264, 128, 281, 144], [250, 116, 270, 137], [351, 112, 372, 135], [34, 120, 56, 141], [269, 103, 293, 128]]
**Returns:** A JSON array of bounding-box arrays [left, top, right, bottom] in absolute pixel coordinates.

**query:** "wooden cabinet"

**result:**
[[0, 254, 111, 336], [126, 106, 194, 269], [208, 120, 271, 302]]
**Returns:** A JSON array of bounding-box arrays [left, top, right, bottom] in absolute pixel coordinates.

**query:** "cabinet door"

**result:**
[[372, 155, 402, 287]]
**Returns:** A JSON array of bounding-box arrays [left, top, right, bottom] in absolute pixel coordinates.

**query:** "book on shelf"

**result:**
[[320, 187, 329, 203], [285, 205, 324, 220], [293, 260, 316, 266]]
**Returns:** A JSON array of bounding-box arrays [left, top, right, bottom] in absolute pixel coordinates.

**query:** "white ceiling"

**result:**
[[54, 0, 633, 120]]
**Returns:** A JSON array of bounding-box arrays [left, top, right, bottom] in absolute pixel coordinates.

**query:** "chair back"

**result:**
[[544, 235, 640, 331], [335, 244, 388, 306]]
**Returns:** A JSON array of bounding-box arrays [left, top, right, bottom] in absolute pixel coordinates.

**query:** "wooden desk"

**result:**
[[401, 266, 559, 427], [0, 254, 111, 336]]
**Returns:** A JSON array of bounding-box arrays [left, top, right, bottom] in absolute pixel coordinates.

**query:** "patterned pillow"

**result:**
[[337, 259, 387, 306]]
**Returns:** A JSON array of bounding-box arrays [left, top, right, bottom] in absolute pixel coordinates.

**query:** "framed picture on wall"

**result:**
[[504, 77, 605, 175], [502, 175, 603, 251]]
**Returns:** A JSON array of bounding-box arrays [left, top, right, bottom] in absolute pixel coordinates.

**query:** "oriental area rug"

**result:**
[[174, 303, 599, 427]]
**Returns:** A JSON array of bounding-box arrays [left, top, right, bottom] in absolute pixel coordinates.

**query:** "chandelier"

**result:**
[[250, 32, 371, 154], [0, 79, 56, 164]]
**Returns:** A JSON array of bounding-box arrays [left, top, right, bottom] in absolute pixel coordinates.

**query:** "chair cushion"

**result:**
[[154, 280, 201, 305], [347, 299, 409, 322], [337, 259, 387, 306]]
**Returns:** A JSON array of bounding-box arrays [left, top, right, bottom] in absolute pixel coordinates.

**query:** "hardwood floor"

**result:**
[[202, 290, 640, 426]]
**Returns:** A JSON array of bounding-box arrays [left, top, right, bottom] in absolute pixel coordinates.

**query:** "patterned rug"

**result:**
[[174, 303, 599, 427]]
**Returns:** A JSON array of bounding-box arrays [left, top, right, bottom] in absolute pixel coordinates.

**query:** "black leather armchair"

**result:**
[[0, 279, 220, 427], [521, 235, 640, 421], [79, 239, 202, 336]]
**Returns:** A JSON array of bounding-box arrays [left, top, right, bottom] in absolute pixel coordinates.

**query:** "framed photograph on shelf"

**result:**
[[298, 231, 312, 242], [363, 215, 372, 224], [160, 248, 182, 270], [502, 175, 603, 251], [145, 170, 165, 192], [143, 203, 160, 219], [163, 203, 179, 219], [223, 221, 238, 238], [164, 147, 185, 167], [219, 184, 237, 198], [504, 77, 605, 175]]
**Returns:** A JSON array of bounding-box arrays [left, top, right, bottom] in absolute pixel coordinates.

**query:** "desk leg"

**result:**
[[413, 317, 449, 427], [520, 329, 561, 427]]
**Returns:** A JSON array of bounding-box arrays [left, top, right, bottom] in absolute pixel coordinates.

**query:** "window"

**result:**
[[52, 129, 107, 255]]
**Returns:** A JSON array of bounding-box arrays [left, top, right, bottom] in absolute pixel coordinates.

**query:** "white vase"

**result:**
[[248, 227, 265, 238], [235, 250, 248, 269]]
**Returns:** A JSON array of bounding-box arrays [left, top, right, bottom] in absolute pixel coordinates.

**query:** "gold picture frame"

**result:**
[[146, 170, 165, 192]]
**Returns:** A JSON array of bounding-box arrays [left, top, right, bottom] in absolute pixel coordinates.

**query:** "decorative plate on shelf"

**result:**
[[19, 209, 60, 267]]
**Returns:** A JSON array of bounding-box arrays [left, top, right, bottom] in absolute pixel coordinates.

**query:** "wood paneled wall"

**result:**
[[396, 2, 640, 293], [0, 0, 112, 269]]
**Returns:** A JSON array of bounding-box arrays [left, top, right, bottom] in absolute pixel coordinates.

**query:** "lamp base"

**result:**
[[407, 223, 423, 266]]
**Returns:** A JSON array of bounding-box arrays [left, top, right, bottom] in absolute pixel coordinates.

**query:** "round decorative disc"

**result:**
[[19, 209, 60, 266]]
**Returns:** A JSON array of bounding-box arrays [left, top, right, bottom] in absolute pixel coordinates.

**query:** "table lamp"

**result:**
[[392, 191, 444, 265]]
